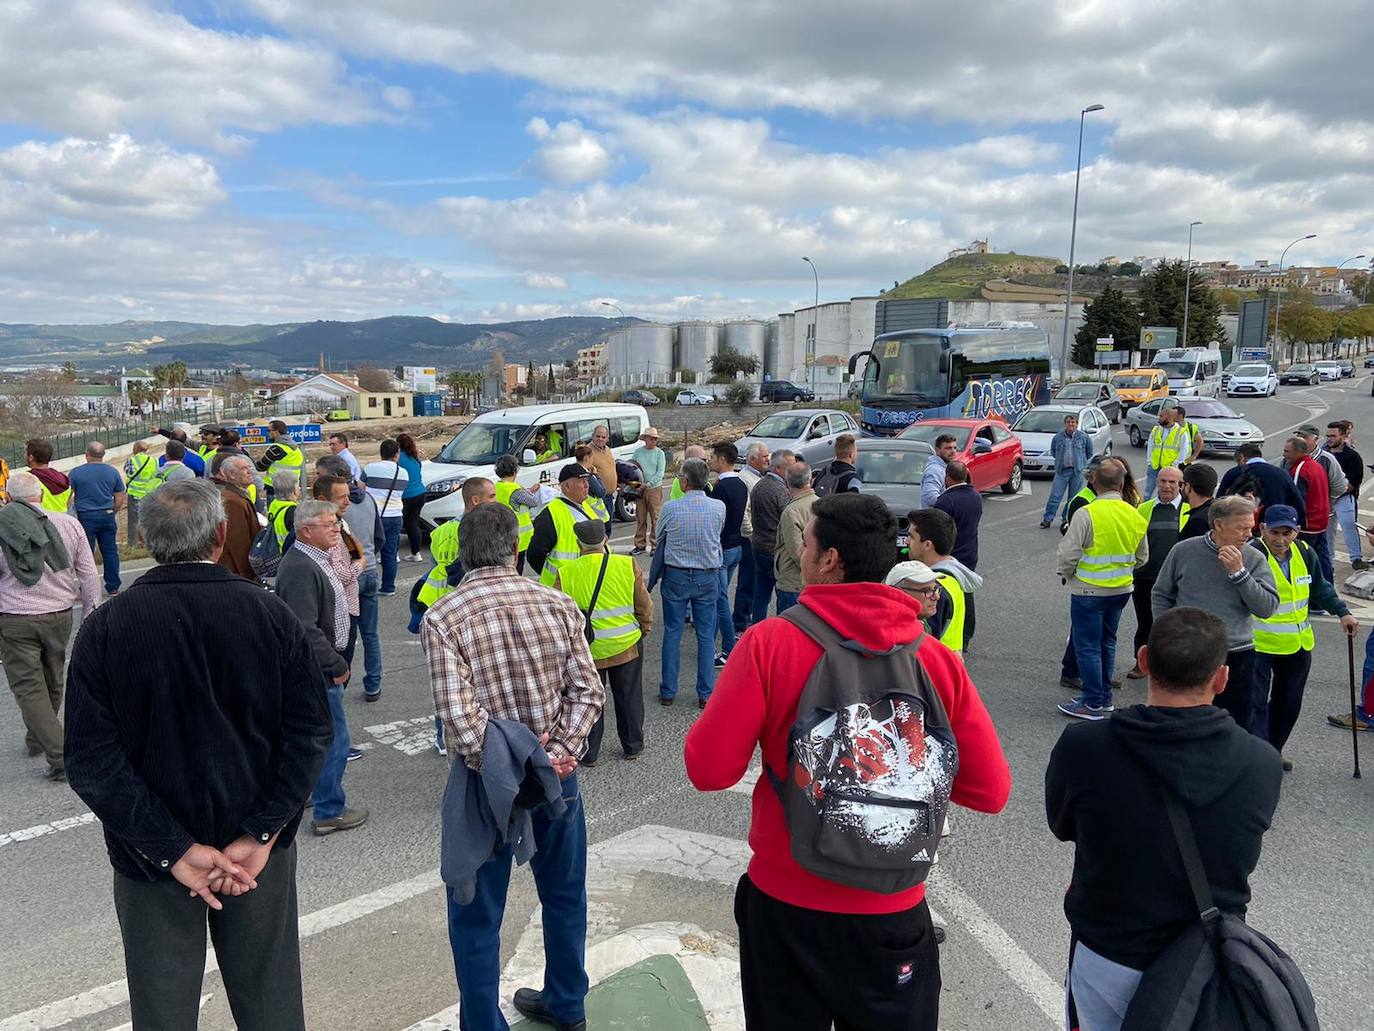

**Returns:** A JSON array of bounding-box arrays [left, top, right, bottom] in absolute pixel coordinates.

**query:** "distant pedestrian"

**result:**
[[255, 420, 306, 498], [686, 493, 1010, 1031], [811, 434, 861, 496], [528, 464, 601, 587], [362, 438, 410, 594], [122, 441, 160, 545], [64, 479, 333, 1031], [1145, 399, 1189, 498], [1041, 414, 1093, 528], [493, 454, 540, 574], [276, 499, 369, 837], [907, 508, 982, 656], [934, 460, 983, 648], [1126, 466, 1187, 679], [421, 502, 603, 1031], [1152, 495, 1279, 731], [773, 460, 817, 614], [161, 427, 206, 477], [396, 432, 428, 562], [268, 471, 301, 546], [733, 442, 770, 633], [0, 472, 99, 781], [24, 438, 71, 511], [747, 449, 794, 622], [709, 441, 748, 665], [648, 457, 725, 708], [1047, 607, 1282, 1031], [1323, 421, 1365, 568], [68, 441, 126, 595], [318, 455, 383, 700], [1178, 462, 1217, 540], [1282, 435, 1333, 586], [573, 444, 612, 527], [920, 434, 956, 508], [669, 444, 709, 502], [212, 455, 260, 580], [196, 424, 222, 465], [588, 423, 619, 495], [1218, 442, 1304, 526], [328, 431, 363, 481], [630, 427, 666, 554]]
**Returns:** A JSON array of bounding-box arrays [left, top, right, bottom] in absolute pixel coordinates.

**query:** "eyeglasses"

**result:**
[[909, 585, 943, 597]]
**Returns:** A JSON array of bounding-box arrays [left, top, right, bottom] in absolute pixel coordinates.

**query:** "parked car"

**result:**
[[735, 408, 860, 458], [675, 388, 714, 406], [1363, 355, 1374, 369], [1225, 363, 1278, 397], [1280, 364, 1320, 386], [622, 388, 661, 406], [1110, 368, 1170, 410], [818, 438, 935, 553], [1339, 359, 1356, 378], [1053, 381, 1121, 423], [1012, 404, 1113, 475], [890, 418, 1023, 494], [1125, 397, 1263, 456], [759, 379, 814, 402], [1315, 360, 1343, 381]]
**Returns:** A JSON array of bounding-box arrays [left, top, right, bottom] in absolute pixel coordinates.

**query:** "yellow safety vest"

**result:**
[[267, 440, 304, 483], [38, 481, 71, 513], [246, 481, 258, 506], [540, 497, 598, 587], [1149, 423, 1186, 470], [669, 478, 685, 502], [1075, 499, 1147, 588], [1072, 486, 1095, 504], [417, 519, 462, 608], [936, 573, 965, 653], [198, 444, 217, 463], [558, 551, 642, 661], [587, 492, 611, 524], [494, 481, 534, 551], [1136, 497, 1190, 530], [125, 454, 161, 500], [1253, 544, 1315, 655], [267, 499, 296, 546]]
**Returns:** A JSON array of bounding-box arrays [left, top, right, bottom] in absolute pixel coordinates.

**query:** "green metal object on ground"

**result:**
[[511, 954, 709, 1030]]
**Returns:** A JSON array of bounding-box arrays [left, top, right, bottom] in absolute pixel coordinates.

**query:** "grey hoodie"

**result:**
[[930, 556, 983, 593]]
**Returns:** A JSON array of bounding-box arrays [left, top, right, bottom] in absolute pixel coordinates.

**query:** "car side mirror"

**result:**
[[522, 449, 537, 464], [973, 439, 992, 454]]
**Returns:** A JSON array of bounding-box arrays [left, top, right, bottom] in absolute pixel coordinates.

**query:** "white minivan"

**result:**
[[1154, 347, 1224, 397], [418, 402, 651, 526]]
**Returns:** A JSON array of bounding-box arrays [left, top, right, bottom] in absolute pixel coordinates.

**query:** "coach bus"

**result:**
[[848, 324, 1052, 435]]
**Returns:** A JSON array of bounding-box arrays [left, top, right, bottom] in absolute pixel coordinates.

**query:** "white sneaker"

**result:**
[[407, 553, 426, 563], [941, 815, 951, 838]]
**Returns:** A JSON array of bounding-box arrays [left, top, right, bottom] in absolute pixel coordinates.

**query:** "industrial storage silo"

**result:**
[[675, 321, 719, 376], [627, 323, 675, 380], [723, 320, 768, 371], [604, 329, 634, 378]]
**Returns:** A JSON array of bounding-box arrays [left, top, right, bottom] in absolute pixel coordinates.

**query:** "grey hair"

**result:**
[[785, 462, 810, 489], [294, 499, 337, 532], [141, 480, 225, 564], [271, 470, 301, 497], [220, 454, 253, 478], [683, 444, 707, 460], [7, 471, 42, 502], [680, 457, 710, 491], [746, 442, 768, 463], [458, 503, 519, 571], [1209, 494, 1256, 526], [768, 449, 795, 472], [86, 441, 106, 459], [315, 454, 350, 480], [1286, 435, 1309, 455]]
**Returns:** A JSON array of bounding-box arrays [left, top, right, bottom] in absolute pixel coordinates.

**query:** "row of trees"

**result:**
[[1276, 302, 1374, 361], [1072, 260, 1226, 367], [1055, 260, 1143, 277]]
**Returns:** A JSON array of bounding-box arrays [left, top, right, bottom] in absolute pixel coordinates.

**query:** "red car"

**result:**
[[896, 417, 1024, 494]]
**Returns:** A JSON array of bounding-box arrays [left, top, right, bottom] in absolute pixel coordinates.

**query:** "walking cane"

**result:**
[[1346, 633, 1362, 779]]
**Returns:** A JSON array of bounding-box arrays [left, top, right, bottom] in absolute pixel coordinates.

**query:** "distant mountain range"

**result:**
[[0, 315, 639, 371]]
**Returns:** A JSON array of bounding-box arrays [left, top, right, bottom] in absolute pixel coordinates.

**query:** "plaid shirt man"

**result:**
[[653, 489, 725, 572], [421, 564, 603, 769], [293, 540, 350, 649]]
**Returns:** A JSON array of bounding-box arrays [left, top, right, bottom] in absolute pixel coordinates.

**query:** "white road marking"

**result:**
[[102, 994, 209, 1031], [364, 716, 439, 756], [0, 812, 95, 848]]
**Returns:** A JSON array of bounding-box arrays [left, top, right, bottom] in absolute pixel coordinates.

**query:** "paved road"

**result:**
[[3, 379, 1373, 1030]]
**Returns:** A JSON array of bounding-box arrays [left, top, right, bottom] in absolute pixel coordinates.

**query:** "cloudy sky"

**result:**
[[1, 1, 1369, 325]]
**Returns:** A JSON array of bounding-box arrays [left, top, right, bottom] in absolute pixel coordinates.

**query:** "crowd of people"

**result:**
[[2, 404, 1363, 1031]]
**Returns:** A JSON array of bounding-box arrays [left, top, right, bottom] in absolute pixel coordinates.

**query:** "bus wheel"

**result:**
[[1001, 461, 1022, 495]]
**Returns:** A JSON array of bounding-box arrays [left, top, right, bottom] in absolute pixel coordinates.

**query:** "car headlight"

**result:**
[[426, 478, 464, 496]]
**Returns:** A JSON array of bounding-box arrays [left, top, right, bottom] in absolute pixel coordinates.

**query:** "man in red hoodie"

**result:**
[[685, 493, 1011, 1031], [1281, 435, 1331, 578]]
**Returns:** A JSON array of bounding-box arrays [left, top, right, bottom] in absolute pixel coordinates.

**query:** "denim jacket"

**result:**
[[1050, 430, 1093, 473]]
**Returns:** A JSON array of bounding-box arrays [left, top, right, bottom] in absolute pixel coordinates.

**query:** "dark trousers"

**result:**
[[447, 774, 588, 1031], [1131, 578, 1156, 656], [1301, 531, 1335, 595], [750, 546, 778, 624], [734, 875, 939, 1031], [0, 609, 71, 771], [1252, 648, 1313, 749], [733, 538, 755, 633], [1213, 648, 1258, 731], [78, 509, 121, 593], [112, 842, 305, 1031], [584, 652, 645, 761], [963, 593, 976, 649], [402, 495, 426, 555]]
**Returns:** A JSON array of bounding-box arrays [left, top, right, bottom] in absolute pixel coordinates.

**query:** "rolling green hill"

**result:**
[[883, 252, 1063, 300]]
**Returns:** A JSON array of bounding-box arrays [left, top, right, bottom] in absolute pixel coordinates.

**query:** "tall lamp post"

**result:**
[[802, 256, 820, 398], [1333, 255, 1366, 358], [1273, 233, 1315, 363], [1060, 103, 1105, 382], [1180, 221, 1203, 348]]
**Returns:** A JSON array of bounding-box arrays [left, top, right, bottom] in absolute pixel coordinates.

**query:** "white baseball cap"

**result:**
[[883, 561, 940, 588]]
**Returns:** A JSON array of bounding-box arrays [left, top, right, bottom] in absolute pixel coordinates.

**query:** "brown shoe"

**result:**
[[312, 807, 370, 836], [1126, 665, 1146, 680]]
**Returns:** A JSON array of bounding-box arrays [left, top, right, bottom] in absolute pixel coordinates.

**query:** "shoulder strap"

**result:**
[[1160, 791, 1220, 926], [780, 601, 925, 657], [586, 550, 611, 614]]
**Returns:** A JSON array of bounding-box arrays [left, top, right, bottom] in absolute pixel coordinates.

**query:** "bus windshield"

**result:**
[[436, 423, 533, 464], [862, 337, 947, 404]]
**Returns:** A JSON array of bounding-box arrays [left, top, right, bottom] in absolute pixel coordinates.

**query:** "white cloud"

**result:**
[[524, 118, 609, 184], [523, 272, 569, 289]]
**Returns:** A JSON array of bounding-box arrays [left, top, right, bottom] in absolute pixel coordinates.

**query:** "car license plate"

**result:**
[[895, 534, 909, 552]]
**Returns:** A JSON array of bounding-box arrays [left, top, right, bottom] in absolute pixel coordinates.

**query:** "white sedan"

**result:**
[[675, 388, 715, 405], [1225, 363, 1278, 397]]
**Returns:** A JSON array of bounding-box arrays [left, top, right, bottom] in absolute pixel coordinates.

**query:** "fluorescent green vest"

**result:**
[[38, 482, 71, 513], [1072, 485, 1094, 504], [1149, 423, 1186, 470], [1075, 499, 1147, 588], [587, 493, 611, 524], [267, 499, 297, 546], [936, 573, 965, 653], [540, 497, 598, 587], [669, 478, 684, 502], [198, 444, 217, 462], [1136, 497, 1190, 530], [495, 481, 533, 551], [417, 519, 462, 607], [558, 552, 642, 661], [125, 454, 161, 500], [267, 439, 304, 482], [1253, 545, 1314, 655]]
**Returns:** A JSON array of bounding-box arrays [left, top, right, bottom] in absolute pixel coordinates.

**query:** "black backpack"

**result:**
[[812, 461, 855, 498], [1116, 786, 1318, 1031], [766, 603, 958, 894]]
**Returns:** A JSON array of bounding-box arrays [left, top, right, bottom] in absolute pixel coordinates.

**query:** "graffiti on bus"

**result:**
[[860, 374, 1046, 433]]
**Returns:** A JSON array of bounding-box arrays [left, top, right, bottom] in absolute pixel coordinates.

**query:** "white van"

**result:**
[[418, 402, 651, 526], [1153, 347, 1224, 398]]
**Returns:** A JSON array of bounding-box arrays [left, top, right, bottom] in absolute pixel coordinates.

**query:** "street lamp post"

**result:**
[[1181, 221, 1202, 348], [1332, 255, 1367, 358], [802, 256, 820, 398], [1273, 234, 1316, 363], [1060, 103, 1104, 382]]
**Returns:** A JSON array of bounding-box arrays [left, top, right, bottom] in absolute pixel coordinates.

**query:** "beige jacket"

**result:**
[[774, 491, 818, 593]]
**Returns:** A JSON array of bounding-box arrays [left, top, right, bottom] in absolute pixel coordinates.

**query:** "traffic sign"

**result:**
[[233, 423, 322, 446], [1139, 326, 1178, 350]]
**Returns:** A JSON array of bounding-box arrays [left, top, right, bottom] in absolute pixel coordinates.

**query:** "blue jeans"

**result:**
[[1301, 531, 1335, 596], [775, 589, 800, 613], [750, 547, 778, 625], [357, 569, 381, 696], [733, 539, 755, 633], [1043, 469, 1082, 523], [447, 774, 588, 1031], [311, 682, 350, 819], [1144, 465, 1157, 500], [660, 567, 720, 701], [78, 510, 120, 593], [716, 546, 742, 657], [1328, 494, 1363, 563], [379, 516, 403, 593], [1070, 593, 1129, 709]]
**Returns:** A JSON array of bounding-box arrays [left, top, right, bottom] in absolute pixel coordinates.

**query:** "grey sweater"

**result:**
[[1151, 534, 1279, 650]]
